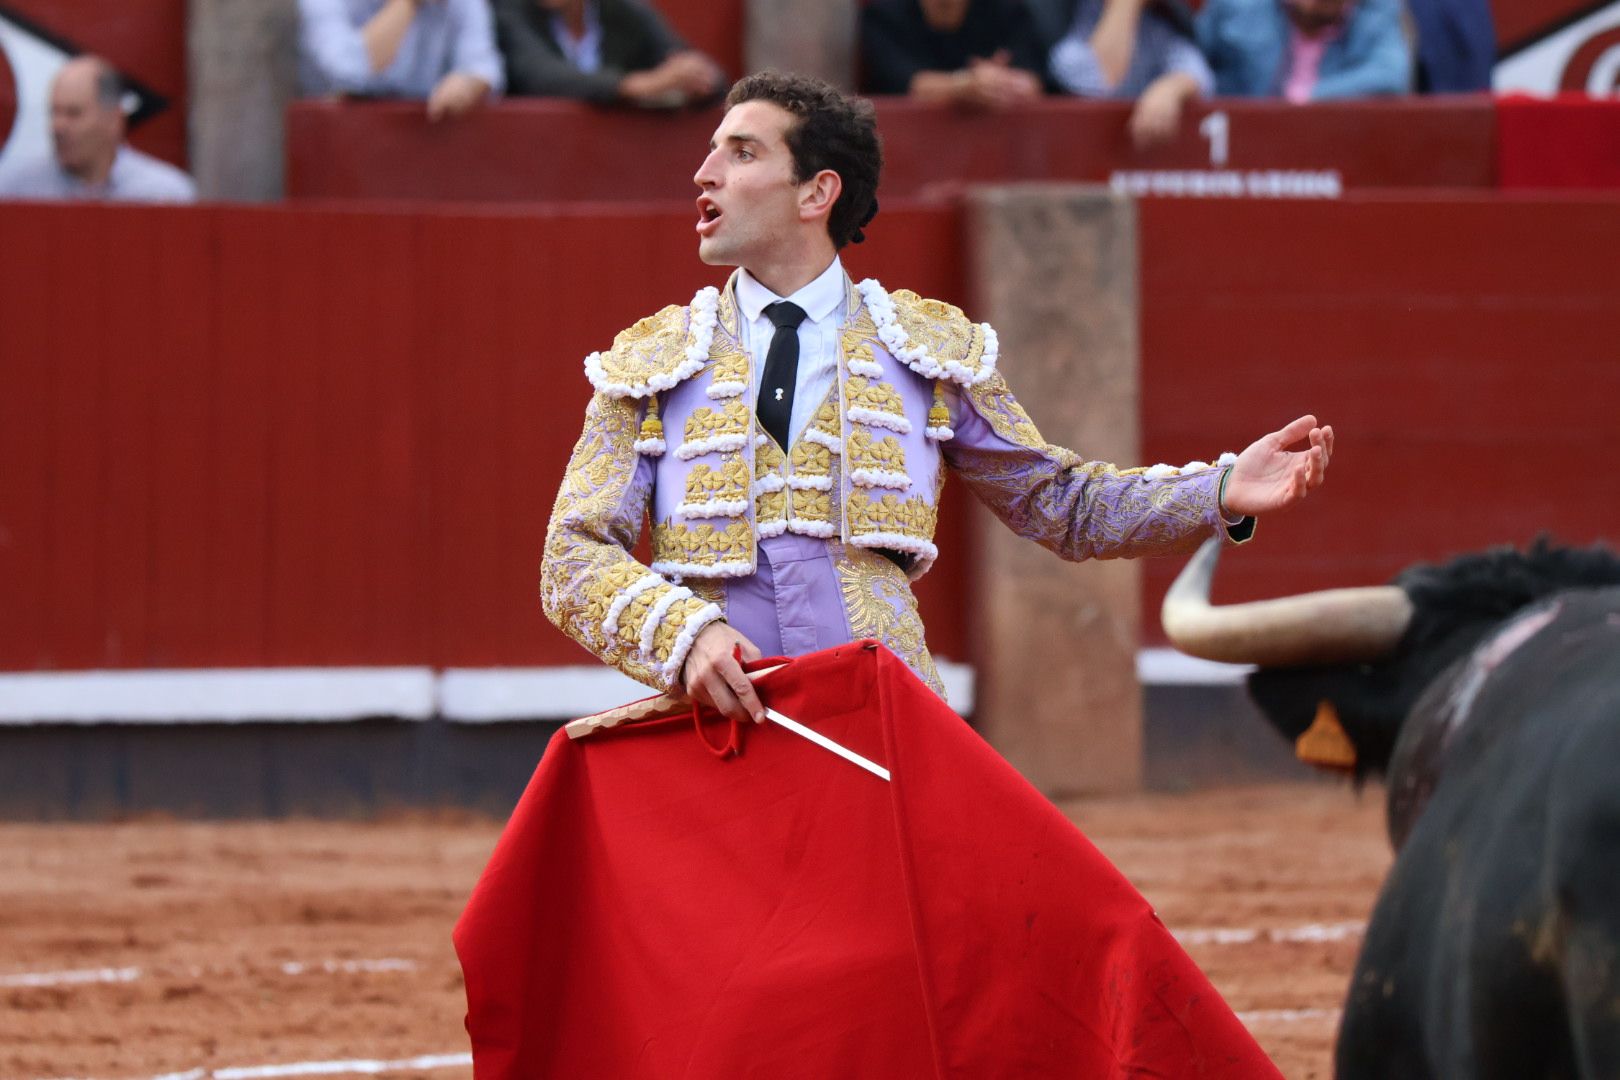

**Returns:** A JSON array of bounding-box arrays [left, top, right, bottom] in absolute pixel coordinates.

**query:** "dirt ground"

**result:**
[[1, 782, 1390, 1080]]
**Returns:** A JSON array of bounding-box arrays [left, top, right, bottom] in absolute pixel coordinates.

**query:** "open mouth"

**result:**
[[696, 196, 723, 234]]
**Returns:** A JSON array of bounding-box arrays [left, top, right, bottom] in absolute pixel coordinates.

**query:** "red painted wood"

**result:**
[[1497, 96, 1620, 189], [145, 209, 218, 665], [0, 208, 55, 666], [8, 195, 1613, 678], [95, 208, 162, 667], [210, 210, 278, 664], [285, 98, 1498, 205], [1138, 194, 1620, 641], [42, 207, 107, 669]]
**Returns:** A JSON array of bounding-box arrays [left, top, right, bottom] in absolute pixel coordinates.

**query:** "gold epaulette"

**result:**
[[584, 286, 721, 399], [885, 289, 998, 387]]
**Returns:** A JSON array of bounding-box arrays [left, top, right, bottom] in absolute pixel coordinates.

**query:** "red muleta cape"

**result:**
[[454, 641, 1282, 1078]]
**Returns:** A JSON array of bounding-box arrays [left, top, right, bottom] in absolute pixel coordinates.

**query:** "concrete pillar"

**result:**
[[188, 0, 300, 201], [745, 0, 857, 89], [964, 184, 1143, 797]]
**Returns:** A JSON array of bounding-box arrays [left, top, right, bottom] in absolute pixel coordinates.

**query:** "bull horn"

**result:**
[[1161, 538, 1414, 667]]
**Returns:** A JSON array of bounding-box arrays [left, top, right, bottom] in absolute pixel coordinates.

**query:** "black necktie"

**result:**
[[757, 301, 807, 450]]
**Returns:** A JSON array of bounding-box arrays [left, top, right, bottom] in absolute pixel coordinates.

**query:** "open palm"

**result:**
[[1223, 415, 1334, 517]]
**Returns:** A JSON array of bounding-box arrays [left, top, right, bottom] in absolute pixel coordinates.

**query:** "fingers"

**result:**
[[721, 657, 767, 723], [681, 624, 767, 725], [1273, 414, 1318, 448]]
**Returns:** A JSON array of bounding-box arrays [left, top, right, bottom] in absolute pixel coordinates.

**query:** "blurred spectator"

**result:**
[[1197, 0, 1411, 101], [298, 0, 504, 121], [0, 57, 195, 203], [1046, 0, 1212, 147], [861, 0, 1046, 109], [494, 0, 724, 107], [1407, 0, 1495, 92]]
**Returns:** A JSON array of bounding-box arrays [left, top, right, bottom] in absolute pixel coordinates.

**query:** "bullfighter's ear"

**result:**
[[1296, 701, 1357, 773]]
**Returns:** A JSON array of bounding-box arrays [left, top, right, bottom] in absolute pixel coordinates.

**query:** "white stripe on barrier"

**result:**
[[0, 661, 976, 724], [436, 660, 975, 721], [1236, 1007, 1342, 1026], [0, 669, 437, 724], [1136, 648, 1254, 686], [1174, 920, 1366, 946]]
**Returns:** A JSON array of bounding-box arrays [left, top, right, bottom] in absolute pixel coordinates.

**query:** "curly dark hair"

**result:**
[[725, 71, 883, 248]]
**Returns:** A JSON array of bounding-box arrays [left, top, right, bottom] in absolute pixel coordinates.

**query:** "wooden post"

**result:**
[[964, 184, 1144, 797]]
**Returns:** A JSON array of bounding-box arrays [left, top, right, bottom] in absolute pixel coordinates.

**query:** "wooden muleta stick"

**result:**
[[564, 664, 787, 740]]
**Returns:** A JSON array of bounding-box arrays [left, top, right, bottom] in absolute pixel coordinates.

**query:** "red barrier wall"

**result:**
[[1138, 194, 1620, 636], [0, 201, 966, 672], [4, 195, 1617, 672], [285, 98, 1498, 204]]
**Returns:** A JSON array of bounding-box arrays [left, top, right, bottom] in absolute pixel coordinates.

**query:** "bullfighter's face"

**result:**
[[693, 101, 805, 270]]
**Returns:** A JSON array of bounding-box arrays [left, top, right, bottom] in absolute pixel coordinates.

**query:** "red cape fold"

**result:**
[[454, 641, 1282, 1078]]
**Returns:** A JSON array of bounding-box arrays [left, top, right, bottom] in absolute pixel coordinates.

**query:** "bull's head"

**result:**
[[1161, 539, 1419, 779], [1162, 537, 1620, 781]]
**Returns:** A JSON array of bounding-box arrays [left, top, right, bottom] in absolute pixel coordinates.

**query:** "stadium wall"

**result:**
[[3, 192, 1618, 813]]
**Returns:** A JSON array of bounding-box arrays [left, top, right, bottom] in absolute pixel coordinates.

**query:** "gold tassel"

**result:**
[[926, 380, 952, 439], [636, 394, 666, 455]]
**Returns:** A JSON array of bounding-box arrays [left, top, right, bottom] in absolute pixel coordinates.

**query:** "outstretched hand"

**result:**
[[1222, 415, 1334, 517]]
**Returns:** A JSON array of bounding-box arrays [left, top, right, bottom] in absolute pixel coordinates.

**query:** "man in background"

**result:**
[[494, 0, 724, 106], [1045, 0, 1214, 149], [298, 0, 504, 121], [1197, 0, 1410, 101], [0, 56, 195, 203], [861, 0, 1048, 109]]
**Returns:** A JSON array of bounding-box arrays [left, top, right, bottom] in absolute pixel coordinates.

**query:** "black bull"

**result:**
[[1164, 540, 1620, 1078]]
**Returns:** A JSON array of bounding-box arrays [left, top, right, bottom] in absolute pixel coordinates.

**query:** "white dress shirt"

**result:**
[[734, 258, 849, 447]]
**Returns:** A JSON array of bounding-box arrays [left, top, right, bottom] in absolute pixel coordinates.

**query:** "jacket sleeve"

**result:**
[[298, 0, 377, 92], [450, 0, 506, 93], [540, 392, 723, 690], [942, 370, 1252, 561]]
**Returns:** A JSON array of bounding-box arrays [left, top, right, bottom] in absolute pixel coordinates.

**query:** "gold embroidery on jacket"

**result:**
[[682, 458, 751, 507], [686, 578, 727, 607], [962, 370, 1056, 454], [790, 440, 834, 477], [755, 439, 788, 524], [847, 429, 907, 475], [540, 393, 663, 688], [845, 376, 907, 423], [651, 595, 715, 658], [652, 520, 754, 567], [811, 395, 840, 433], [791, 488, 834, 524], [889, 290, 991, 381], [847, 491, 938, 539], [709, 347, 749, 388], [613, 581, 675, 651], [836, 546, 944, 696], [579, 562, 651, 634], [590, 304, 691, 391], [683, 400, 751, 442]]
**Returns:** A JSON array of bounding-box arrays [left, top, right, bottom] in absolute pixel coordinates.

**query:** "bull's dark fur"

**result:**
[[1247, 538, 1620, 781], [1243, 538, 1620, 1079]]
